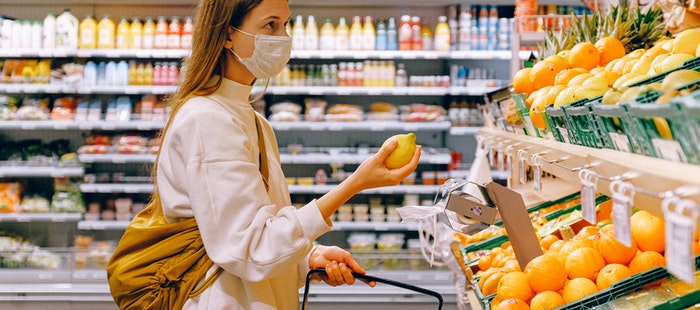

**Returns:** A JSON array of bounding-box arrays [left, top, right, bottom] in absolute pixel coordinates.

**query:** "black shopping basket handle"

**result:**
[[301, 268, 443, 310]]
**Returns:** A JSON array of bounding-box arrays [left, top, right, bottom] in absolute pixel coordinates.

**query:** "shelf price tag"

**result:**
[[505, 146, 518, 188], [518, 149, 528, 185], [532, 155, 542, 192], [579, 169, 598, 225], [496, 147, 505, 172], [662, 197, 698, 284], [610, 179, 635, 247]]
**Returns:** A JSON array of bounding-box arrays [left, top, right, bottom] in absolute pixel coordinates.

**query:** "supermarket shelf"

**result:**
[[0, 165, 84, 178], [0, 84, 177, 95], [292, 50, 512, 60], [77, 219, 419, 231], [0, 120, 165, 131], [449, 126, 481, 136], [0, 48, 189, 59], [481, 128, 700, 225], [270, 120, 451, 131], [79, 183, 154, 193], [266, 86, 501, 96], [281, 152, 451, 165], [78, 154, 157, 163], [0, 213, 83, 222], [289, 184, 440, 195]]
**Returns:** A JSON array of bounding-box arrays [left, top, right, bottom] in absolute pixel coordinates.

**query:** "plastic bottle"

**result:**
[[375, 19, 387, 51], [21, 20, 32, 49], [31, 21, 43, 49], [142, 17, 156, 49], [434, 16, 450, 52], [10, 21, 22, 49], [56, 9, 79, 50], [458, 7, 472, 51], [291, 15, 305, 50], [348, 16, 363, 51], [420, 24, 432, 51], [154, 16, 168, 49], [386, 17, 397, 51], [105, 61, 117, 86], [180, 16, 194, 49], [395, 63, 407, 87], [361, 16, 375, 51], [97, 14, 115, 49], [304, 15, 318, 50], [79, 14, 97, 49], [144, 62, 154, 85], [167, 16, 181, 49], [43, 13, 56, 49], [116, 60, 129, 86], [128, 61, 138, 85], [83, 61, 97, 86], [115, 17, 130, 50], [129, 17, 143, 49], [96, 61, 106, 85], [319, 18, 335, 51], [398, 15, 411, 51], [334, 17, 349, 51], [410, 16, 422, 50]]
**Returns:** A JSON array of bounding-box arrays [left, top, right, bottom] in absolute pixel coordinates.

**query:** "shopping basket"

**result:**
[[300, 268, 444, 310]]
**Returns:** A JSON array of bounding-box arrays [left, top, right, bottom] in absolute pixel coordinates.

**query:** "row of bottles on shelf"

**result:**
[[290, 8, 511, 52], [270, 61, 496, 88], [82, 60, 180, 87], [514, 1, 590, 32], [448, 99, 485, 127], [0, 9, 194, 50]]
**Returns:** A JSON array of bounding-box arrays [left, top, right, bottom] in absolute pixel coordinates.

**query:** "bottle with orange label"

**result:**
[[180, 16, 194, 49], [115, 17, 130, 50], [398, 15, 412, 51], [79, 14, 97, 49], [129, 17, 143, 49], [142, 16, 155, 49], [167, 16, 181, 49], [153, 16, 168, 49], [97, 14, 115, 49]]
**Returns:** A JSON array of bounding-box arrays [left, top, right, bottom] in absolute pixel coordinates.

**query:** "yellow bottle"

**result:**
[[115, 17, 130, 50], [349, 15, 363, 51], [434, 15, 450, 51], [129, 17, 143, 49], [97, 14, 115, 49], [319, 18, 335, 51], [291, 15, 305, 50], [362, 16, 375, 51], [79, 14, 97, 49], [334, 17, 349, 51], [304, 15, 318, 50]]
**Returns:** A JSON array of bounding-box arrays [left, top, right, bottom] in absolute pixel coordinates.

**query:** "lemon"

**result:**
[[657, 53, 694, 73], [601, 89, 622, 105], [382, 133, 417, 169], [672, 29, 700, 55], [660, 69, 700, 92], [553, 87, 577, 108]]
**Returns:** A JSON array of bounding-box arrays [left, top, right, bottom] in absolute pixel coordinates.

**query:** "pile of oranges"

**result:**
[[474, 207, 700, 310], [511, 29, 700, 131]]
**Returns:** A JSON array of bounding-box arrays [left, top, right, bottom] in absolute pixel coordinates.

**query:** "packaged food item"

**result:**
[[326, 103, 363, 122], [401, 103, 447, 122], [304, 97, 327, 121], [0, 182, 21, 213], [269, 101, 302, 122]]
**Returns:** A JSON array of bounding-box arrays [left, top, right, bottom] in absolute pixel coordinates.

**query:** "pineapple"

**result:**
[[537, 2, 668, 60]]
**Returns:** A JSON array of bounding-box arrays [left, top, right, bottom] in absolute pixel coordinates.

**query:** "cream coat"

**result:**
[[157, 77, 332, 309]]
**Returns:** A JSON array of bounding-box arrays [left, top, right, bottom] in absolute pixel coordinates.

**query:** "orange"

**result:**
[[529, 96, 549, 130], [481, 271, 507, 296], [479, 267, 503, 290], [504, 259, 522, 272], [478, 254, 493, 271], [568, 42, 601, 71], [545, 54, 570, 70], [596, 263, 632, 290], [530, 60, 563, 89], [557, 238, 595, 265], [544, 84, 566, 105], [548, 240, 565, 253], [565, 247, 606, 281], [540, 234, 560, 250], [497, 271, 535, 303], [575, 225, 599, 240], [595, 70, 621, 87], [561, 277, 598, 303], [530, 291, 566, 310], [513, 68, 536, 95], [630, 210, 665, 253], [598, 228, 638, 265], [493, 298, 530, 310], [524, 254, 568, 293], [628, 251, 666, 274], [554, 68, 587, 86], [595, 37, 626, 66]]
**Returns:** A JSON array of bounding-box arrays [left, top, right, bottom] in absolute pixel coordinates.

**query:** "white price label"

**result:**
[[579, 169, 598, 225], [609, 133, 632, 153], [663, 198, 698, 284], [507, 153, 515, 188], [519, 157, 526, 185], [497, 151, 504, 172], [522, 115, 537, 137], [652, 138, 688, 163], [559, 128, 570, 144], [533, 163, 541, 192], [611, 180, 634, 247]]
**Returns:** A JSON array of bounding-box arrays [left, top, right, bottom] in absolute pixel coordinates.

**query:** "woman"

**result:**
[[154, 0, 422, 308]]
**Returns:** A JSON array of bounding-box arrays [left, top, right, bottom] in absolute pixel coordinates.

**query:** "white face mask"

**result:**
[[229, 27, 292, 79]]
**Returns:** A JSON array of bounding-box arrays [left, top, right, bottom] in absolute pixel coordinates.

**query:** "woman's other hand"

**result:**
[[309, 245, 375, 287]]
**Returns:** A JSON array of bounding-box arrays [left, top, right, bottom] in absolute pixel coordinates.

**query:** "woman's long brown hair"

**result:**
[[149, 0, 263, 213]]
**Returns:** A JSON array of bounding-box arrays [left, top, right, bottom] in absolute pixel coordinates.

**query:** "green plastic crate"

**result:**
[[627, 101, 699, 163], [546, 106, 575, 144], [513, 93, 560, 140], [564, 100, 607, 149], [679, 95, 700, 158], [591, 103, 638, 153]]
